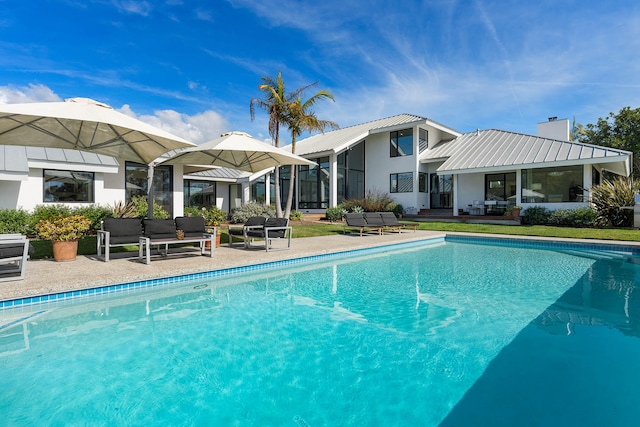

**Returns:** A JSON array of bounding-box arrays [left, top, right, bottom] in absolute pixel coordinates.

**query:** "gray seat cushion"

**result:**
[[143, 219, 177, 239], [175, 216, 206, 238], [102, 218, 143, 244]]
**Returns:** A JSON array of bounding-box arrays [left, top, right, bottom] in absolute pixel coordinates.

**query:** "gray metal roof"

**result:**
[[0, 145, 119, 173], [292, 113, 460, 156], [425, 129, 632, 175], [186, 167, 252, 181]]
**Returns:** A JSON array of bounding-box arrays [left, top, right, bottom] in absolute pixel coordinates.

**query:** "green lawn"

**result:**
[[29, 221, 638, 260]]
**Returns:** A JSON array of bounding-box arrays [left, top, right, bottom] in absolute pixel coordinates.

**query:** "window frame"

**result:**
[[390, 172, 414, 193], [43, 169, 95, 203], [390, 128, 414, 157]]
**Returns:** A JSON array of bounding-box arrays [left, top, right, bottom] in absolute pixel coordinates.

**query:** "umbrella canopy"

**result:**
[[160, 131, 317, 173], [0, 98, 195, 164]]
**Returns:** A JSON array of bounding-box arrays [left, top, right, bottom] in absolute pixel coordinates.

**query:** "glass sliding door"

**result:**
[[430, 173, 452, 208]]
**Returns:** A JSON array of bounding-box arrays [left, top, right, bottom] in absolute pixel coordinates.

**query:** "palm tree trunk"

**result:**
[[274, 167, 283, 218], [284, 165, 295, 219]]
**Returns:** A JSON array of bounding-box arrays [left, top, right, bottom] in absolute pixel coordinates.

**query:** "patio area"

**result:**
[[0, 230, 445, 302]]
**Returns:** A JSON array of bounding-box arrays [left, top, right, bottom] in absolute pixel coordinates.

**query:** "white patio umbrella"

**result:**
[[160, 131, 317, 172], [0, 98, 196, 217]]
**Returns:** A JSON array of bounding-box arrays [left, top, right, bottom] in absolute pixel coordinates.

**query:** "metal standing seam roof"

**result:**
[[0, 145, 119, 174], [291, 113, 460, 156], [424, 129, 632, 174]]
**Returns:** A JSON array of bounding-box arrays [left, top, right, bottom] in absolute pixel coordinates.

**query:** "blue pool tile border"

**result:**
[[445, 234, 640, 254], [2, 234, 638, 311], [0, 237, 445, 310]]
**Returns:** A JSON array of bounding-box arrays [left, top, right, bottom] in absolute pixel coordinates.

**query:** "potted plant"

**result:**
[[35, 214, 91, 261], [511, 205, 523, 218], [202, 207, 227, 247]]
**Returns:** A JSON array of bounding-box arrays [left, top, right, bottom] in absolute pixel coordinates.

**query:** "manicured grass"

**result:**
[[28, 221, 638, 260]]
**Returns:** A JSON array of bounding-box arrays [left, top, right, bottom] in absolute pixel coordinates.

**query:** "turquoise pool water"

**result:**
[[1, 238, 640, 426]]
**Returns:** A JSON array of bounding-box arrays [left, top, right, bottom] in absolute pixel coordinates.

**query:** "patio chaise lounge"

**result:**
[[227, 216, 267, 247], [0, 234, 32, 282], [243, 217, 292, 251], [379, 212, 418, 233], [343, 213, 383, 236]]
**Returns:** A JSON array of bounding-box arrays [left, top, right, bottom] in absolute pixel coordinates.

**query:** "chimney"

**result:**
[[537, 117, 569, 141]]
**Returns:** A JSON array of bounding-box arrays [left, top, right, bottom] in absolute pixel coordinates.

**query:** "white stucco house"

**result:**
[[287, 114, 632, 216], [0, 113, 632, 218]]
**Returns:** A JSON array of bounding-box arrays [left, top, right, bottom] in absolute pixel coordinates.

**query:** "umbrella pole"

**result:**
[[147, 163, 155, 219]]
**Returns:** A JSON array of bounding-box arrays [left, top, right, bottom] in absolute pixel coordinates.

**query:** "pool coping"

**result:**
[[2, 233, 639, 311]]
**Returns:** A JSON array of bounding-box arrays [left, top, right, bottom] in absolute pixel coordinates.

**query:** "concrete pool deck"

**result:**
[[0, 230, 446, 302], [2, 230, 639, 303]]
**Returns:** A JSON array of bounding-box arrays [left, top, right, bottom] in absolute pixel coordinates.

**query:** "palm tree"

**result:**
[[250, 71, 290, 218], [282, 84, 338, 219]]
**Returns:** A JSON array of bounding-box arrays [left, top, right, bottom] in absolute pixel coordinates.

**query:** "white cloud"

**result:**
[[0, 84, 61, 104], [118, 105, 228, 144], [111, 0, 152, 16]]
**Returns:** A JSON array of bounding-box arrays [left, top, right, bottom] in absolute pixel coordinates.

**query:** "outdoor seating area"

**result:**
[[227, 216, 267, 247], [344, 212, 416, 236], [0, 234, 32, 282], [468, 200, 512, 216], [243, 217, 292, 252], [97, 216, 215, 264]]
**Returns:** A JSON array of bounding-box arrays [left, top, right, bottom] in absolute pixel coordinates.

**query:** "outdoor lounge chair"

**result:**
[[0, 234, 32, 282], [244, 217, 292, 251], [227, 216, 267, 247], [97, 218, 144, 262], [343, 213, 382, 236], [379, 212, 418, 233], [363, 212, 385, 229], [139, 218, 214, 264]]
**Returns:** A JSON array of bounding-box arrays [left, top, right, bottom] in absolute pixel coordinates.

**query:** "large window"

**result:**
[[299, 157, 330, 209], [251, 176, 267, 204], [390, 172, 413, 193], [419, 172, 427, 193], [125, 162, 173, 217], [390, 128, 413, 157], [43, 170, 94, 202], [184, 180, 216, 208], [522, 166, 584, 203], [485, 173, 516, 201], [337, 142, 365, 203]]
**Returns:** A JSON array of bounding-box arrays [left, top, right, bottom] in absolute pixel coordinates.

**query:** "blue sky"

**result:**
[[1, 0, 639, 144]]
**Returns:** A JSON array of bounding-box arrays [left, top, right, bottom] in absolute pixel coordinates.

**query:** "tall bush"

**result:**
[[325, 205, 347, 222], [72, 205, 114, 231], [522, 206, 550, 225], [0, 208, 31, 234], [229, 202, 275, 223], [343, 190, 396, 212], [131, 195, 169, 219], [590, 177, 640, 227]]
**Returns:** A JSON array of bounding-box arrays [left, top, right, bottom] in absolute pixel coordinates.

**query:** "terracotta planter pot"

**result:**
[[52, 240, 78, 262], [204, 233, 221, 248]]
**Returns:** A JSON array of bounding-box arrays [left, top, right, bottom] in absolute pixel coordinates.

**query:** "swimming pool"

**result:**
[[1, 237, 639, 426]]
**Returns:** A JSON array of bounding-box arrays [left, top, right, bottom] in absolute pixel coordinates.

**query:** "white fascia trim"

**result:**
[[0, 171, 28, 181], [29, 160, 119, 174]]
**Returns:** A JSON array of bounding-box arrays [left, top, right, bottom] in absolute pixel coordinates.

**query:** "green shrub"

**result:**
[[131, 195, 169, 219], [522, 206, 550, 225], [0, 208, 31, 234], [325, 205, 347, 222], [351, 205, 364, 213], [547, 207, 597, 227], [229, 202, 275, 223], [390, 203, 404, 217], [590, 177, 639, 227], [289, 210, 302, 221], [29, 204, 72, 235], [71, 205, 113, 231], [343, 190, 396, 212]]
